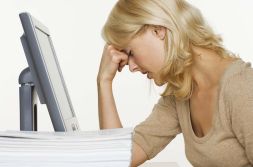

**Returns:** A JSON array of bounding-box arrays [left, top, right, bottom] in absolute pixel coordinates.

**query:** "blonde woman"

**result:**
[[97, 0, 253, 166]]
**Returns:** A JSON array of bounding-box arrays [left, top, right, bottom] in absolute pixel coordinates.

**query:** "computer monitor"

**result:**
[[19, 12, 80, 132]]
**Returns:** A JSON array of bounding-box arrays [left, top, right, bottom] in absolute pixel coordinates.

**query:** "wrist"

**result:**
[[97, 77, 113, 86]]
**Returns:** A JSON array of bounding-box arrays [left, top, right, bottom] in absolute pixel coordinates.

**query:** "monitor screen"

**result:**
[[19, 12, 80, 132]]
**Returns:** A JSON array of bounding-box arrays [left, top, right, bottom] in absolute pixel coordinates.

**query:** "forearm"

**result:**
[[97, 80, 123, 129]]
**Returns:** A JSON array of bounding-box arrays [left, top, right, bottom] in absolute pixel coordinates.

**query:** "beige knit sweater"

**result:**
[[133, 58, 253, 167]]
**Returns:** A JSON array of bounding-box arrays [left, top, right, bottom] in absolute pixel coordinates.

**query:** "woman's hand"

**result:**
[[97, 44, 129, 83]]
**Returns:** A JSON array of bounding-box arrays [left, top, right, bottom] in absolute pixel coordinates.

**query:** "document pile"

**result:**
[[0, 128, 133, 167]]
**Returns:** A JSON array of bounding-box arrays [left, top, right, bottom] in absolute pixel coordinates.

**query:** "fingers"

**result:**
[[107, 45, 129, 72], [118, 58, 128, 72]]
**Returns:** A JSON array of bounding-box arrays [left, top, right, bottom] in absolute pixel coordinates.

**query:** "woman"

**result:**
[[97, 0, 253, 166]]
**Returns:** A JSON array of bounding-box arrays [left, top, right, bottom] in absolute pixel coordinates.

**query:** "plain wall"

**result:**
[[0, 1, 252, 166]]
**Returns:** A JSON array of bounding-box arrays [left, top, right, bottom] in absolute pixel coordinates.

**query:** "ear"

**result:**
[[152, 26, 166, 40]]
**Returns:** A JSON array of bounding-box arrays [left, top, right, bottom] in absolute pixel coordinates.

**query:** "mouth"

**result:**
[[147, 72, 152, 79], [141, 71, 152, 79]]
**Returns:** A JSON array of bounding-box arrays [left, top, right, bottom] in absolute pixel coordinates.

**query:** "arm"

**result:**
[[97, 44, 148, 166], [228, 70, 253, 164], [133, 96, 181, 160], [97, 44, 125, 129], [131, 142, 148, 167], [97, 80, 122, 129]]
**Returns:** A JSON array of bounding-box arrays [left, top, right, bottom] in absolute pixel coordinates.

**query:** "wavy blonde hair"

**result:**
[[102, 0, 240, 101]]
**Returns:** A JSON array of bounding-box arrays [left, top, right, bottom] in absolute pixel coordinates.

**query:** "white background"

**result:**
[[0, 1, 252, 166]]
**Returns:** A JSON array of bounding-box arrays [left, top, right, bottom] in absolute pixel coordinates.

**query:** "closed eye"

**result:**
[[128, 50, 133, 57]]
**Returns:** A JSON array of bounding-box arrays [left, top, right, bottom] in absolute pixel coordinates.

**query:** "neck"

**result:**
[[190, 46, 234, 92]]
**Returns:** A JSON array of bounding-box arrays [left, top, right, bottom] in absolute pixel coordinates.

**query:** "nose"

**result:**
[[128, 57, 140, 72]]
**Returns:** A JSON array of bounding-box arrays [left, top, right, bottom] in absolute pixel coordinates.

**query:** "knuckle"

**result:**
[[109, 49, 115, 55], [112, 55, 119, 62]]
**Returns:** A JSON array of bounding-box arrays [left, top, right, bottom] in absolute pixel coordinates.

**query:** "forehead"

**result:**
[[125, 29, 154, 50]]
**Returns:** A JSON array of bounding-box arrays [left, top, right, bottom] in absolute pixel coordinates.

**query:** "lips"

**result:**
[[141, 71, 152, 79], [147, 72, 152, 79]]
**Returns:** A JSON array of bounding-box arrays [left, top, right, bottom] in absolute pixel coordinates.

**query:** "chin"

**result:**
[[154, 78, 166, 86]]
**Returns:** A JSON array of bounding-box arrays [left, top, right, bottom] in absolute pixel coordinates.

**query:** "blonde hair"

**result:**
[[102, 0, 240, 101]]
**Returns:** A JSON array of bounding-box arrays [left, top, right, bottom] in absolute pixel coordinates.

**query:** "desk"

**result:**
[[140, 162, 179, 167]]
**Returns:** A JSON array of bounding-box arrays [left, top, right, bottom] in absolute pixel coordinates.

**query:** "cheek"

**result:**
[[134, 53, 161, 71], [132, 43, 165, 71], [132, 55, 146, 68], [145, 50, 164, 70], [145, 43, 165, 69]]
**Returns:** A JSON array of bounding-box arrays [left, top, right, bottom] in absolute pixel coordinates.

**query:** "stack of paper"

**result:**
[[0, 128, 133, 167]]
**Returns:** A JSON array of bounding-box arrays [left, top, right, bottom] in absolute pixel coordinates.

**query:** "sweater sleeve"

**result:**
[[228, 69, 253, 164], [133, 95, 181, 159]]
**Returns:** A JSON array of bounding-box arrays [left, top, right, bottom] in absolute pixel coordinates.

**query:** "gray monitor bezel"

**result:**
[[19, 12, 80, 131]]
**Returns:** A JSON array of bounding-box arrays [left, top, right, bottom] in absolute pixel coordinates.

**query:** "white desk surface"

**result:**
[[140, 162, 179, 167]]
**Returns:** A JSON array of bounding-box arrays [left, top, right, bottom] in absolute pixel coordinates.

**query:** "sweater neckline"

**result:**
[[186, 58, 243, 143]]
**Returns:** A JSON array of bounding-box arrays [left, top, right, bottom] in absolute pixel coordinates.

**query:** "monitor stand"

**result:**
[[19, 67, 38, 131]]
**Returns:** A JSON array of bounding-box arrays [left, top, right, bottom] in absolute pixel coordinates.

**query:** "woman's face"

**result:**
[[123, 26, 166, 86]]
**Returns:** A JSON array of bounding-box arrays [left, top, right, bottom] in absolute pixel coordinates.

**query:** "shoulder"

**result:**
[[221, 60, 253, 130], [225, 60, 253, 98], [223, 60, 253, 118], [157, 95, 176, 108]]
